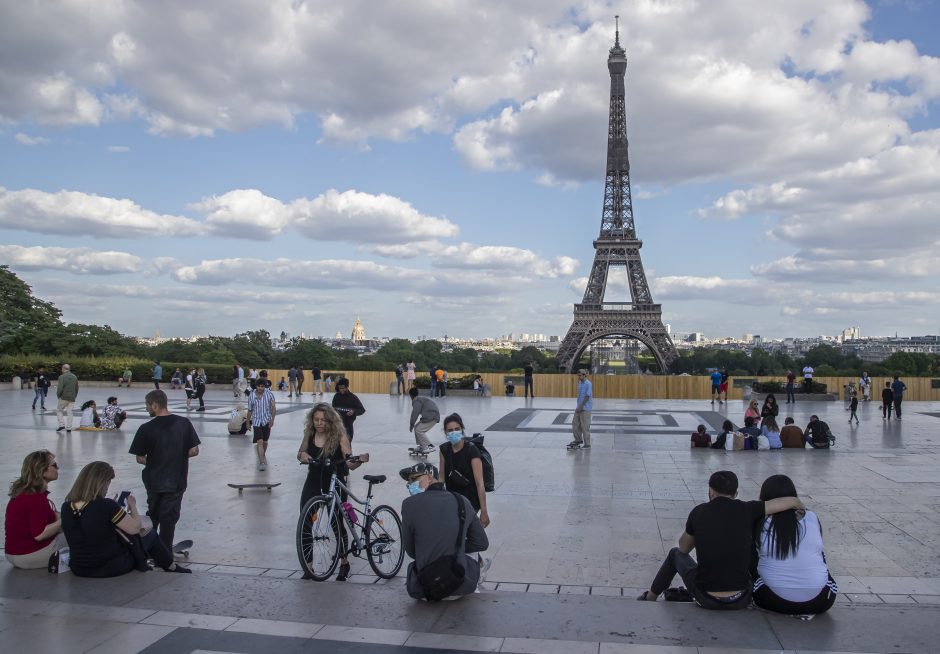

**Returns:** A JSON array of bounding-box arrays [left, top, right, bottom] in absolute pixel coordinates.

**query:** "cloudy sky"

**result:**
[[2, 0, 939, 341]]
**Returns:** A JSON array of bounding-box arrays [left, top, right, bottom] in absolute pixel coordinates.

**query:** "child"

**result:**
[[277, 377, 288, 391], [690, 424, 712, 448], [848, 393, 859, 424], [505, 380, 515, 396]]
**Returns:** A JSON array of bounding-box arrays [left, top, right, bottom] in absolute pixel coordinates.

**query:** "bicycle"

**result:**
[[296, 456, 404, 581]]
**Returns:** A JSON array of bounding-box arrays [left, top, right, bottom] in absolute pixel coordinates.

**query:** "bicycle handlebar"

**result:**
[[299, 455, 361, 466]]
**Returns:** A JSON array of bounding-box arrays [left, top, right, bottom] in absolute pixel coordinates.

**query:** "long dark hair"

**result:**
[[758, 474, 803, 559]]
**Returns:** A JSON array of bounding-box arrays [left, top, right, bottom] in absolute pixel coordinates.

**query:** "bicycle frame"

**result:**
[[320, 471, 376, 555]]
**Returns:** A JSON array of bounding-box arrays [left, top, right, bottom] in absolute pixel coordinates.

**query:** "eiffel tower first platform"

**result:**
[[557, 21, 678, 374]]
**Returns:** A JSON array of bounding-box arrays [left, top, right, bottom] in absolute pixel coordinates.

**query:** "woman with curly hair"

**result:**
[[297, 403, 368, 581], [5, 450, 64, 568]]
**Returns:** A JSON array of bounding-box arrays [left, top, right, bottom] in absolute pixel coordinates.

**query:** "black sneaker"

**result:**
[[56, 426, 65, 432]]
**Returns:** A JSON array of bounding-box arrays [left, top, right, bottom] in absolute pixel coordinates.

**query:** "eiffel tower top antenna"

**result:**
[[614, 15, 620, 48]]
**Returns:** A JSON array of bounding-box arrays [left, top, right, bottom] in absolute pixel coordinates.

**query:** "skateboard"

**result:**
[[172, 540, 193, 558], [408, 447, 430, 458], [227, 482, 282, 494]]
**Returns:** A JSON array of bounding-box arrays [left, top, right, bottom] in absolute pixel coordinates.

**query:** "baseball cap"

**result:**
[[399, 462, 439, 481], [577, 368, 589, 375]]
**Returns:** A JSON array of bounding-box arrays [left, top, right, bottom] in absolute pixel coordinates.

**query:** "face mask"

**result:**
[[446, 430, 463, 445], [407, 481, 423, 496]]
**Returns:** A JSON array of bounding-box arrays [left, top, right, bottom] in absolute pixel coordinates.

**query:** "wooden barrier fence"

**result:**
[[265, 371, 940, 402]]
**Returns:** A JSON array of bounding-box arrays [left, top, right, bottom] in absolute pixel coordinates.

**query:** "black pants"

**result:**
[[803, 378, 812, 392], [883, 400, 893, 419], [524, 377, 534, 397], [786, 384, 795, 403], [195, 385, 205, 408], [153, 380, 160, 390], [753, 575, 837, 614], [650, 547, 751, 610], [894, 398, 902, 418], [146, 490, 185, 551], [300, 470, 349, 554]]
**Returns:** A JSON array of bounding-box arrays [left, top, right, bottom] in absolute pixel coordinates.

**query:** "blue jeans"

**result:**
[[33, 387, 47, 408]]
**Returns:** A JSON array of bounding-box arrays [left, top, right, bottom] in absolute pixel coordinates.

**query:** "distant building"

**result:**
[[351, 317, 366, 342]]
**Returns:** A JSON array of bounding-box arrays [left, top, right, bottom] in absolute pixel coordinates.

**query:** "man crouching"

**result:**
[[400, 462, 490, 601]]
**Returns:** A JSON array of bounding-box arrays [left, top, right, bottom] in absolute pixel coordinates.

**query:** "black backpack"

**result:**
[[467, 433, 495, 492]]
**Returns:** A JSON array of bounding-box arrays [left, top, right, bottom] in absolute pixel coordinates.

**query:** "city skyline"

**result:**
[[2, 1, 939, 341]]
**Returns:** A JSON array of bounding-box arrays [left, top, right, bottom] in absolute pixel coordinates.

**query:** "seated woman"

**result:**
[[745, 399, 762, 425], [761, 417, 783, 449], [690, 424, 712, 448], [710, 419, 736, 449], [77, 400, 104, 430], [170, 368, 183, 389], [753, 474, 837, 615], [4, 450, 65, 569], [100, 397, 127, 430], [61, 461, 191, 577]]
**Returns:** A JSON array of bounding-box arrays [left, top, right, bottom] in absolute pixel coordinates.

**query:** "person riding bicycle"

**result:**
[[297, 403, 368, 581], [399, 462, 490, 600]]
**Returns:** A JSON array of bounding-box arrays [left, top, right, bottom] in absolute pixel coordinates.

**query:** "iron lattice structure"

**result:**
[[557, 25, 678, 374]]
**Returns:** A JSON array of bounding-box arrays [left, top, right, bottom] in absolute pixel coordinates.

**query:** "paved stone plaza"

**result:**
[[2, 386, 940, 653]]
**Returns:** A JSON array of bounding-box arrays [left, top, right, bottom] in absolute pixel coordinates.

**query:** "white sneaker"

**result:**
[[258, 462, 266, 471], [478, 557, 492, 585]]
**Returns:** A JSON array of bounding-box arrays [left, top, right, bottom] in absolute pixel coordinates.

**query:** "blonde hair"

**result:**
[[9, 450, 53, 497], [65, 461, 115, 505], [302, 403, 347, 457]]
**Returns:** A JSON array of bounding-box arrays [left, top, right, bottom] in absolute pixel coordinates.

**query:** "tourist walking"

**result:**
[[247, 381, 276, 471], [288, 365, 299, 397], [128, 390, 201, 552], [860, 372, 872, 401], [152, 361, 163, 390], [848, 394, 859, 424], [55, 364, 79, 433], [32, 365, 50, 411], [331, 377, 365, 440], [193, 368, 207, 411], [568, 369, 593, 450], [406, 359, 416, 392], [891, 375, 907, 419]]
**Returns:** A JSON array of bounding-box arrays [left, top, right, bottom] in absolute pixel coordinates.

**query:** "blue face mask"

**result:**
[[446, 430, 463, 445], [406, 481, 423, 496]]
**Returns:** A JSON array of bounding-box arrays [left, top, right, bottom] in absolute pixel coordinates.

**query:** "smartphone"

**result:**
[[117, 490, 131, 508]]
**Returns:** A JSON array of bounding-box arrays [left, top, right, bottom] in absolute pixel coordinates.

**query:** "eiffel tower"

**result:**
[[557, 19, 678, 374]]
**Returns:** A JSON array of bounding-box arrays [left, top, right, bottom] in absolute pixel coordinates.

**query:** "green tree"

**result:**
[[0, 265, 66, 355]]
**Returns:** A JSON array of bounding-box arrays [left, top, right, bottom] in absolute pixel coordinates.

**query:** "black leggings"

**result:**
[[753, 574, 837, 614], [300, 469, 349, 556], [195, 385, 205, 408]]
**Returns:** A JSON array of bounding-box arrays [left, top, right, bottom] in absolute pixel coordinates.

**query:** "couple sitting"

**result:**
[[638, 471, 837, 616], [77, 397, 127, 430]]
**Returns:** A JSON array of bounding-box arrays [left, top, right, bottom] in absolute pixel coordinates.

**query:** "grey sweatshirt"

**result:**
[[409, 396, 440, 429]]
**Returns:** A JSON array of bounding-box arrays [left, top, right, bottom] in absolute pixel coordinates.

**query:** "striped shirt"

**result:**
[[247, 388, 276, 426]]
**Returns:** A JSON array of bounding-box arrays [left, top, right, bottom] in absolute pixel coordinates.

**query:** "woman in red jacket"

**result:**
[[4, 450, 64, 568]]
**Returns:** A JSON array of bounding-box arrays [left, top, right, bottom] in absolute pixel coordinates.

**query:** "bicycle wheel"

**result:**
[[365, 504, 404, 579], [296, 496, 341, 581]]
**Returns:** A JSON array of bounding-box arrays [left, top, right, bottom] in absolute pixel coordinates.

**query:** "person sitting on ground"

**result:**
[[691, 424, 712, 448], [101, 397, 127, 430], [170, 368, 183, 389], [228, 403, 249, 435], [804, 415, 834, 449], [710, 420, 736, 449], [60, 461, 190, 577], [761, 417, 783, 450], [77, 400, 103, 430], [400, 462, 490, 600], [745, 399, 762, 425], [409, 387, 440, 455], [637, 470, 803, 609], [118, 367, 133, 387], [277, 376, 288, 391], [780, 417, 804, 448], [741, 416, 762, 449], [760, 394, 779, 422], [505, 380, 515, 396], [5, 450, 65, 569], [753, 474, 837, 615]]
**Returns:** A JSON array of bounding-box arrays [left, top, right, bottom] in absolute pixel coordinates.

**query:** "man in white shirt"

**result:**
[[801, 365, 814, 393]]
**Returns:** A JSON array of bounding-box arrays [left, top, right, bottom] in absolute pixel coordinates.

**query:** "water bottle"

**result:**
[[342, 501, 358, 524]]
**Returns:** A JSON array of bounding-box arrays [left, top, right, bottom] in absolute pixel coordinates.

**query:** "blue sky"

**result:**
[[1, 0, 939, 341]]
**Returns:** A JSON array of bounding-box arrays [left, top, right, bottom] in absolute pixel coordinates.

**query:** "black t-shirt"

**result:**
[[684, 496, 765, 592], [61, 497, 132, 576], [129, 414, 201, 493], [524, 365, 533, 377], [440, 441, 482, 511], [312, 367, 321, 380]]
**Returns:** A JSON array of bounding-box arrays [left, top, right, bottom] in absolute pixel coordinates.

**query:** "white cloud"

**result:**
[[0, 245, 141, 274], [0, 187, 203, 237], [15, 133, 50, 145], [107, 145, 130, 152], [193, 189, 292, 240]]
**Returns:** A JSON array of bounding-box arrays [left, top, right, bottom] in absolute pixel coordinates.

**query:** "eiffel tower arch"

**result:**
[[557, 19, 678, 374]]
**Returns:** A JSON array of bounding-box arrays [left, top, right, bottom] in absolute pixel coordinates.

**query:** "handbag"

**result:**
[[416, 493, 467, 601]]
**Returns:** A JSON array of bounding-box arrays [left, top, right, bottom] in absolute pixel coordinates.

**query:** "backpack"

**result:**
[[468, 433, 495, 492], [416, 493, 467, 600]]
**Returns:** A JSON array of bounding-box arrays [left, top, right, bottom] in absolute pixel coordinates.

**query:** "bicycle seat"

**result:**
[[363, 475, 386, 484]]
